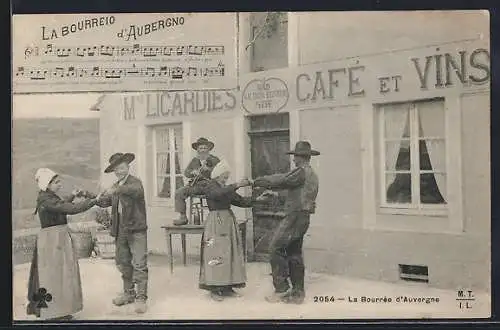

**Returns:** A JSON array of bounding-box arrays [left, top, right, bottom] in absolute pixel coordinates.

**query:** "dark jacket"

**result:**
[[253, 164, 319, 214], [184, 154, 220, 182], [201, 180, 255, 211], [35, 190, 97, 229], [96, 175, 147, 237]]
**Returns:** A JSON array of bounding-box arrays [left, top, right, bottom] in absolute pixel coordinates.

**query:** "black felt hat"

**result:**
[[191, 137, 215, 151], [104, 152, 135, 173], [286, 141, 320, 156]]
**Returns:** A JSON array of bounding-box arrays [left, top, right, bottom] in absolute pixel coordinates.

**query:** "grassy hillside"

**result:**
[[12, 118, 101, 218]]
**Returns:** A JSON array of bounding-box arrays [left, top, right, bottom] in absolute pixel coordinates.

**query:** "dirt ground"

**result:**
[[13, 255, 490, 321]]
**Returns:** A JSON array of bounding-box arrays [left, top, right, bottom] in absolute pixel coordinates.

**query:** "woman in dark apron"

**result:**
[[27, 168, 98, 320]]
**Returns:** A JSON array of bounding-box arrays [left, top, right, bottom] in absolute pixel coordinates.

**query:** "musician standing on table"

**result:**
[[253, 141, 320, 305], [174, 137, 220, 226], [95, 152, 149, 314]]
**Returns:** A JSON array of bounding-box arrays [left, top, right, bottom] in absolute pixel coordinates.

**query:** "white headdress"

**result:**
[[211, 159, 231, 179], [35, 168, 58, 191]]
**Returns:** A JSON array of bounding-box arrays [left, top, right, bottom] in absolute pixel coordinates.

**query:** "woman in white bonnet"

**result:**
[[195, 160, 256, 301], [26, 168, 98, 320]]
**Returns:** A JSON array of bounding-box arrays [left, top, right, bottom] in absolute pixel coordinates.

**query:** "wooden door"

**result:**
[[248, 115, 290, 260]]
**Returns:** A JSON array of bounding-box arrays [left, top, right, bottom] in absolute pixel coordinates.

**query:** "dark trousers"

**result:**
[[268, 211, 310, 295], [174, 183, 204, 214], [115, 226, 148, 300]]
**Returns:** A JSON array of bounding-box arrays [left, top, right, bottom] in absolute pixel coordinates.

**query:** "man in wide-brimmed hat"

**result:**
[[253, 141, 320, 305], [95, 152, 149, 314], [174, 137, 220, 225]]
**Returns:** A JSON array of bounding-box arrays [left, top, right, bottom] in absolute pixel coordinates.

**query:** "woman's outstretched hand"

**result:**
[[256, 190, 278, 201], [236, 178, 253, 188], [72, 189, 83, 197], [95, 192, 105, 202]]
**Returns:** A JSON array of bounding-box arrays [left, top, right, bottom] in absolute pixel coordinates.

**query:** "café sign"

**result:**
[[242, 77, 289, 114], [240, 41, 490, 113]]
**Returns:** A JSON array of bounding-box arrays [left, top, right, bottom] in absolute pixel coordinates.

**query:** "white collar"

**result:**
[[118, 174, 129, 185]]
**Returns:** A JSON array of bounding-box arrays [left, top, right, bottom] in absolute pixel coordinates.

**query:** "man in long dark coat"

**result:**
[[253, 141, 320, 305]]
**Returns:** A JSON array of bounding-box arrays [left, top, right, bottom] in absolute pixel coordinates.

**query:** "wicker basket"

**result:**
[[70, 231, 93, 259], [95, 230, 115, 259]]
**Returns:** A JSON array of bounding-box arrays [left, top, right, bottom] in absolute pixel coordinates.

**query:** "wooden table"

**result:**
[[161, 222, 248, 274]]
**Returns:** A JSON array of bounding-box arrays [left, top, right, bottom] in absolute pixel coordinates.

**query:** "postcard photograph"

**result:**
[[11, 11, 491, 321]]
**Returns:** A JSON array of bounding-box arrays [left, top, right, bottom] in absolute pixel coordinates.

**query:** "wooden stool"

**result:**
[[189, 195, 207, 225]]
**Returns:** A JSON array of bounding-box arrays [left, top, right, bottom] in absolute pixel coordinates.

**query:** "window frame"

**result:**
[[377, 100, 448, 217], [151, 124, 184, 203], [248, 12, 289, 73]]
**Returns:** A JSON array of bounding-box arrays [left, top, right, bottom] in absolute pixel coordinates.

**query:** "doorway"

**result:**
[[248, 113, 290, 261]]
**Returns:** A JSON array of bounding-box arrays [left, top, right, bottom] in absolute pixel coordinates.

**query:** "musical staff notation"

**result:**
[[24, 44, 225, 59], [14, 63, 225, 81]]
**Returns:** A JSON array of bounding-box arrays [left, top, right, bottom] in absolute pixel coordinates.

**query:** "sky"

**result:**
[[12, 94, 102, 119]]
